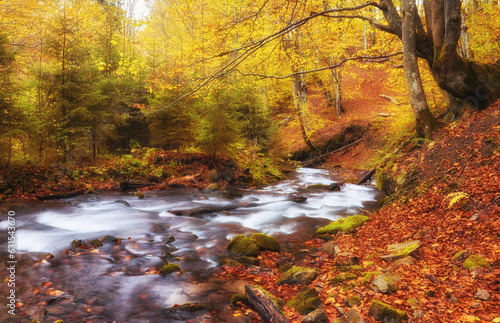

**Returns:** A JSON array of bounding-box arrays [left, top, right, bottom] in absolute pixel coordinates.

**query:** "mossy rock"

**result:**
[[163, 303, 207, 313], [463, 255, 491, 272], [316, 215, 369, 236], [227, 235, 261, 257], [362, 271, 380, 284], [368, 300, 408, 322], [230, 294, 250, 306], [338, 265, 364, 272], [277, 266, 318, 285], [134, 191, 144, 199], [380, 240, 421, 261], [206, 183, 220, 190], [286, 286, 322, 315], [330, 272, 358, 286], [346, 295, 362, 307], [373, 272, 401, 293], [250, 233, 280, 252], [160, 263, 181, 275]]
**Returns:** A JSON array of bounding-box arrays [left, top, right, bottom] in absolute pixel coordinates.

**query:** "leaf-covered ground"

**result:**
[[221, 101, 500, 322]]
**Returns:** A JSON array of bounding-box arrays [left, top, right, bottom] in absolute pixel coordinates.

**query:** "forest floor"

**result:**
[[220, 101, 500, 322]]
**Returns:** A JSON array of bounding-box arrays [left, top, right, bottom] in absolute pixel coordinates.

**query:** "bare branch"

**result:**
[[233, 52, 402, 80], [319, 14, 395, 35]]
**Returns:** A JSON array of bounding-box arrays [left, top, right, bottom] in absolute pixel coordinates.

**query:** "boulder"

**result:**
[[380, 240, 421, 261], [372, 272, 401, 293], [321, 241, 340, 256], [316, 215, 369, 236], [227, 235, 261, 257], [393, 257, 414, 267], [277, 266, 318, 285], [345, 295, 362, 307], [463, 255, 491, 272], [250, 233, 280, 252], [287, 286, 322, 315], [302, 309, 328, 323], [368, 300, 408, 322]]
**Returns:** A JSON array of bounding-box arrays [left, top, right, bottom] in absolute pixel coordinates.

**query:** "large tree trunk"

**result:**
[[380, 0, 500, 112], [402, 0, 440, 138]]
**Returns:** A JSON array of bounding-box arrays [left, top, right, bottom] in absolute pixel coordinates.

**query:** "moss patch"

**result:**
[[463, 255, 491, 272], [346, 295, 362, 307], [227, 235, 261, 257], [330, 272, 358, 286], [368, 300, 408, 322], [316, 215, 369, 236], [286, 286, 322, 315], [381, 240, 421, 261], [250, 233, 280, 252], [276, 266, 318, 285], [160, 263, 181, 275], [249, 285, 283, 308], [230, 294, 250, 306]]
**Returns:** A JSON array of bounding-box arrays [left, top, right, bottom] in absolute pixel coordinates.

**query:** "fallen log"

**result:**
[[302, 138, 363, 167], [357, 168, 376, 185], [35, 189, 87, 201], [119, 180, 156, 191], [245, 285, 288, 323], [379, 94, 401, 105]]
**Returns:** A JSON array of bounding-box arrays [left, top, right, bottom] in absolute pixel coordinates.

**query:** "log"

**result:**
[[35, 189, 87, 200], [302, 138, 363, 167], [119, 180, 155, 191], [379, 94, 401, 105], [357, 168, 376, 185], [245, 285, 288, 323]]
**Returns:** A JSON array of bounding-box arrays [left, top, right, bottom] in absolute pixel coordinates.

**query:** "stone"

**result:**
[[321, 241, 338, 255], [339, 309, 365, 323], [160, 263, 181, 275], [413, 309, 425, 319], [287, 286, 322, 315], [406, 298, 419, 307], [368, 300, 408, 322], [380, 240, 421, 261], [463, 255, 491, 272], [134, 191, 144, 199], [250, 233, 280, 252], [372, 272, 401, 293], [316, 215, 369, 236], [345, 295, 362, 307], [393, 257, 414, 267], [227, 235, 261, 257], [474, 289, 491, 301], [277, 266, 318, 285], [301, 308, 328, 323], [330, 272, 357, 286], [413, 229, 425, 239]]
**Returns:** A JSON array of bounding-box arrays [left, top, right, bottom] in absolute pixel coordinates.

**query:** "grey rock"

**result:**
[[474, 289, 491, 301], [372, 271, 401, 293], [301, 308, 328, 323], [393, 257, 414, 267]]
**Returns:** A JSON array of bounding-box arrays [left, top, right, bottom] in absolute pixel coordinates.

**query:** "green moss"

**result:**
[[230, 294, 250, 306], [368, 300, 408, 322], [463, 255, 491, 272], [286, 286, 322, 315], [276, 266, 318, 285], [250, 233, 280, 252], [346, 295, 362, 307], [452, 251, 465, 260], [249, 285, 283, 308], [330, 272, 357, 286], [227, 235, 261, 257], [316, 215, 369, 236], [362, 272, 379, 284], [160, 263, 181, 275]]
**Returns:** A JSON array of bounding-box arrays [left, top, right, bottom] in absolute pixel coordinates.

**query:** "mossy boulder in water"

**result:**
[[286, 286, 322, 315], [368, 300, 408, 322], [250, 233, 280, 252], [316, 215, 369, 236], [276, 266, 318, 285], [160, 263, 181, 275], [463, 255, 491, 272], [227, 235, 261, 257]]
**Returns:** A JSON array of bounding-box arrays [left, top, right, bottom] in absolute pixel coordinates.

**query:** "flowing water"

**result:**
[[0, 168, 383, 322]]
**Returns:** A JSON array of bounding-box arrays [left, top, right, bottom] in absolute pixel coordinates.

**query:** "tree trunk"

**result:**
[[402, 0, 440, 138], [293, 73, 315, 150]]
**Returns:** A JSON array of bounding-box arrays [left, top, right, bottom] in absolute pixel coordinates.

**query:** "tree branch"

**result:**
[[233, 52, 402, 80]]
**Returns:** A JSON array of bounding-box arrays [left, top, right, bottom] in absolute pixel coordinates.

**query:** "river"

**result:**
[[0, 168, 383, 322]]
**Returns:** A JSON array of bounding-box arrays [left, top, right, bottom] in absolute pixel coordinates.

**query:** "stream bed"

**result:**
[[0, 168, 383, 322]]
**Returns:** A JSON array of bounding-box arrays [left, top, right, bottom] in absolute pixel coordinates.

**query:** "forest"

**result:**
[[0, 0, 499, 322]]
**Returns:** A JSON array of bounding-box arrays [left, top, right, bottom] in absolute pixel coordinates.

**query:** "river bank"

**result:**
[[221, 102, 500, 322]]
